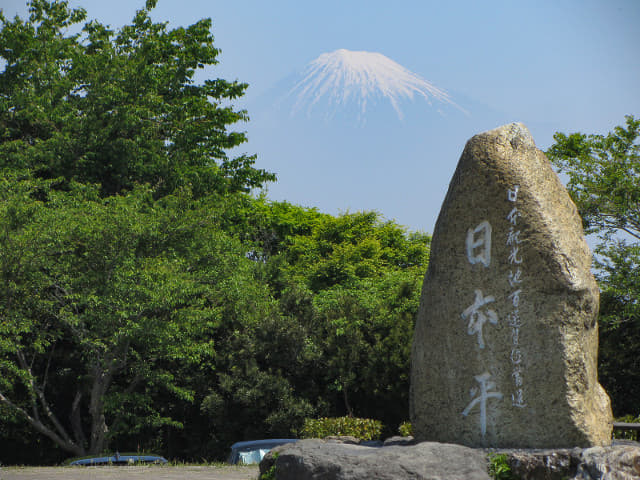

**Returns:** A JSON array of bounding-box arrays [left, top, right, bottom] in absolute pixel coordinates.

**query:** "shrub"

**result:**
[[487, 453, 516, 480], [301, 417, 383, 441], [398, 421, 413, 437]]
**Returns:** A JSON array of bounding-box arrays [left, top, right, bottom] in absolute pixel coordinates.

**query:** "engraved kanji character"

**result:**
[[507, 207, 520, 226], [462, 372, 503, 438], [506, 227, 521, 246], [466, 221, 492, 267], [507, 186, 520, 202], [512, 388, 526, 408], [508, 246, 523, 264], [508, 289, 522, 308], [508, 268, 523, 288], [461, 289, 498, 349]]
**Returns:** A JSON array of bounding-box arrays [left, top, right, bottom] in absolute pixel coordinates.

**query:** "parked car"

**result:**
[[227, 439, 298, 465], [69, 453, 168, 466]]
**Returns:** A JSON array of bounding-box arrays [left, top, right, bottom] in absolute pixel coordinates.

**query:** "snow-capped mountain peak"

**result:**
[[288, 49, 459, 120]]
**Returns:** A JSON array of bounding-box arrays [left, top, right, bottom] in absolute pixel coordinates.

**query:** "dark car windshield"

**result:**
[[228, 439, 297, 464]]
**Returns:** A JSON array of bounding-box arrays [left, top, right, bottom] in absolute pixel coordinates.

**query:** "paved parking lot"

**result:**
[[0, 465, 259, 480]]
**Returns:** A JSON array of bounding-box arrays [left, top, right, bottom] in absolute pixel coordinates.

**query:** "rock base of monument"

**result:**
[[259, 438, 640, 480], [501, 442, 640, 480]]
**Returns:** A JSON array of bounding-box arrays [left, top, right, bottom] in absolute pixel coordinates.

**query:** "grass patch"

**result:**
[[487, 453, 517, 480]]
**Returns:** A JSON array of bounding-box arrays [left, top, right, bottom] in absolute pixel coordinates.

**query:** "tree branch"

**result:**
[[70, 390, 87, 448], [15, 350, 41, 423], [16, 348, 77, 450], [41, 344, 55, 392], [0, 390, 84, 456]]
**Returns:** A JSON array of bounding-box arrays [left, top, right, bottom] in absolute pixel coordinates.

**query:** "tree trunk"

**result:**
[[88, 367, 112, 455], [70, 390, 87, 449], [342, 383, 354, 418]]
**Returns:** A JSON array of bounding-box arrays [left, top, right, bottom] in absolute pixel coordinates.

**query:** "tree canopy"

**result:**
[[0, 1, 431, 463], [547, 115, 640, 416], [0, 181, 240, 455], [0, 0, 275, 198], [0, 0, 279, 459], [547, 115, 639, 241]]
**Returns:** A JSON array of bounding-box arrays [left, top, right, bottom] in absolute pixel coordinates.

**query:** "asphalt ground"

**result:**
[[0, 465, 259, 480]]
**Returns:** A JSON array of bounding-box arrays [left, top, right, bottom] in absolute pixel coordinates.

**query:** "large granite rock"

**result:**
[[502, 442, 640, 479], [575, 444, 640, 479], [259, 439, 491, 480], [410, 123, 612, 448], [258, 440, 640, 480]]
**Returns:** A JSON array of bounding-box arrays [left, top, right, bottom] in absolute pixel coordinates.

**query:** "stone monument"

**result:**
[[410, 123, 613, 448]]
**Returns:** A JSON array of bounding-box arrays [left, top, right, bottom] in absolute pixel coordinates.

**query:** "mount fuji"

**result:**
[[286, 49, 465, 122], [245, 49, 514, 232]]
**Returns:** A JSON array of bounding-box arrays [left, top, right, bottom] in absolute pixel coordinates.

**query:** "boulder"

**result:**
[[259, 439, 491, 480], [502, 442, 640, 479], [258, 440, 640, 480], [501, 448, 579, 479], [575, 444, 640, 480], [382, 435, 415, 446], [410, 123, 612, 448]]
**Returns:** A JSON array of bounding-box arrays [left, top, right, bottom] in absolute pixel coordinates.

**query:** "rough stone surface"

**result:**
[[383, 435, 415, 446], [259, 440, 491, 480], [501, 441, 640, 479], [258, 441, 640, 480], [323, 435, 361, 445], [502, 448, 579, 479], [576, 444, 640, 480], [410, 123, 612, 448]]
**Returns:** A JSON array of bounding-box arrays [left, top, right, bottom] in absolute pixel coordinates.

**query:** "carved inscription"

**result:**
[[461, 186, 529, 437], [506, 185, 526, 408], [461, 221, 501, 437], [462, 290, 498, 349], [466, 221, 492, 267], [462, 373, 503, 438]]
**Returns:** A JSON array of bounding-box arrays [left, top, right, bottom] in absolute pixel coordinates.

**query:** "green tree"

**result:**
[[0, 0, 279, 458], [201, 313, 317, 450], [0, 0, 274, 198], [0, 180, 278, 457], [0, 1, 435, 459], [254, 207, 430, 430], [547, 115, 640, 416]]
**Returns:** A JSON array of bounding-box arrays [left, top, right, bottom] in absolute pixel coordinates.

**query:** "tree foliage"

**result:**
[[0, 0, 431, 463], [0, 0, 275, 459], [300, 417, 383, 441], [0, 0, 274, 198], [0, 180, 267, 455], [252, 207, 430, 431], [547, 115, 640, 240], [547, 115, 640, 416]]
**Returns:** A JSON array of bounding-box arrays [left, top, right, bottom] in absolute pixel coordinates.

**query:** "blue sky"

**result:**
[[2, 0, 639, 233]]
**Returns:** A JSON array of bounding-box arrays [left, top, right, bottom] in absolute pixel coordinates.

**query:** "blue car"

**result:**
[[227, 439, 298, 465], [69, 453, 168, 466]]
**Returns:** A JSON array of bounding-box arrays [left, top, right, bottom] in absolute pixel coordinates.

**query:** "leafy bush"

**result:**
[[398, 421, 413, 437], [487, 453, 516, 480], [301, 417, 382, 441]]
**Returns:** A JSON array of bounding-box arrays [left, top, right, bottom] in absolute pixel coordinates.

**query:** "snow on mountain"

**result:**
[[245, 50, 514, 233], [287, 49, 463, 120]]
